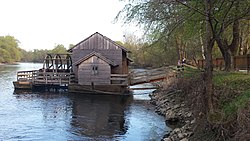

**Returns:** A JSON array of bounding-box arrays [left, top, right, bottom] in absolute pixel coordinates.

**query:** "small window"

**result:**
[[92, 65, 98, 75]]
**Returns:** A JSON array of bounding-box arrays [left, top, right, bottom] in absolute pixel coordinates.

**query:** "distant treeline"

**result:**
[[0, 35, 73, 63], [0, 36, 22, 63], [0, 35, 180, 67], [21, 44, 72, 63]]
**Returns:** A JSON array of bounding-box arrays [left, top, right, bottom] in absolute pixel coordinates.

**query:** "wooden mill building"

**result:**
[[68, 32, 131, 94], [14, 32, 171, 94]]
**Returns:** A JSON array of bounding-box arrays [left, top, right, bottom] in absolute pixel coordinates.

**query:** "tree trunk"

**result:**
[[204, 0, 214, 114], [229, 19, 240, 70], [216, 19, 240, 71], [216, 38, 231, 71], [204, 41, 215, 114]]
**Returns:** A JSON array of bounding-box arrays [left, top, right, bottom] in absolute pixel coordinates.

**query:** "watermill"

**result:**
[[14, 54, 75, 89]]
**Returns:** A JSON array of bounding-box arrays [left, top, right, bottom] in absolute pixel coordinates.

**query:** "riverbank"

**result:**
[[150, 71, 197, 141], [150, 67, 250, 141], [0, 62, 19, 65]]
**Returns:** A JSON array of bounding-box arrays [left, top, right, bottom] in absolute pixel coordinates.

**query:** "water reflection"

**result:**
[[13, 91, 134, 140], [0, 63, 169, 140], [13, 92, 73, 140], [70, 94, 132, 139]]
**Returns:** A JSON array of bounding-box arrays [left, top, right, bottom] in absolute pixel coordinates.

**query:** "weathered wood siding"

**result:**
[[71, 32, 129, 83], [122, 51, 129, 74], [73, 49, 122, 74], [78, 56, 111, 85]]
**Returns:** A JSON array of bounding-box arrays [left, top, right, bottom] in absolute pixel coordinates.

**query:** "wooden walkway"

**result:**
[[15, 66, 174, 90], [129, 67, 172, 86]]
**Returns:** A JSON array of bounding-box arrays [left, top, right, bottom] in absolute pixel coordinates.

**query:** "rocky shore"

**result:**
[[150, 77, 196, 141], [149, 67, 250, 141]]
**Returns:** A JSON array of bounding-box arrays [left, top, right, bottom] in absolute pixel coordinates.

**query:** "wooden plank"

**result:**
[[111, 74, 128, 77], [17, 70, 37, 73], [34, 80, 69, 85], [110, 77, 128, 81], [129, 67, 170, 85], [131, 77, 166, 85], [129, 87, 158, 90]]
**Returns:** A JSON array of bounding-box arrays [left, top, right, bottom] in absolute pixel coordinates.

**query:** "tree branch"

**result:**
[[224, 7, 250, 29], [218, 1, 235, 35], [174, 0, 207, 17]]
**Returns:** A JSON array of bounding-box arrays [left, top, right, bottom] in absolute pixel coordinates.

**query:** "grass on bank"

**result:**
[[213, 72, 250, 116], [179, 66, 250, 116], [174, 65, 202, 78]]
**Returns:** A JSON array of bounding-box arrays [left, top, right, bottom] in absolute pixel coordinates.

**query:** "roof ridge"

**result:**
[[73, 51, 117, 66], [68, 32, 129, 52]]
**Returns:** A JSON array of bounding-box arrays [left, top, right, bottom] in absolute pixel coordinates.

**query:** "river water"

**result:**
[[0, 63, 170, 141]]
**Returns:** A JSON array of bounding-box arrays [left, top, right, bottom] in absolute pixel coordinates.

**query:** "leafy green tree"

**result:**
[[50, 44, 67, 54], [239, 20, 250, 55], [20, 44, 70, 63], [117, 0, 250, 70], [0, 48, 11, 63], [121, 33, 148, 67], [20, 49, 33, 62], [117, 0, 250, 114], [32, 49, 49, 62], [68, 44, 75, 50], [0, 36, 22, 63]]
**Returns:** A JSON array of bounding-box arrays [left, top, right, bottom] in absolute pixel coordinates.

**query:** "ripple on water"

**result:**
[[0, 63, 170, 140]]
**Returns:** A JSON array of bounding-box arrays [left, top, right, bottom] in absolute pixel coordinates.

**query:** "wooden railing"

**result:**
[[129, 67, 171, 85], [17, 70, 38, 81], [34, 72, 75, 86], [17, 70, 128, 86], [110, 74, 128, 86], [17, 70, 75, 86]]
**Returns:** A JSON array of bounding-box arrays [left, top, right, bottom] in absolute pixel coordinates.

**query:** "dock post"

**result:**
[[45, 74, 47, 84], [91, 82, 94, 90]]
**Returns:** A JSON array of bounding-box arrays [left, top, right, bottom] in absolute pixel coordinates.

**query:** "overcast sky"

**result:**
[[0, 0, 139, 50]]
